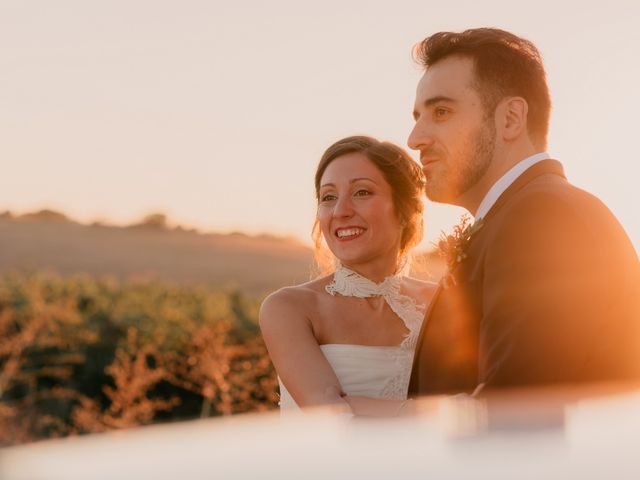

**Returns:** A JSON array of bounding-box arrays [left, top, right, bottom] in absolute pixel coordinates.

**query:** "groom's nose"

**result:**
[[407, 120, 434, 152]]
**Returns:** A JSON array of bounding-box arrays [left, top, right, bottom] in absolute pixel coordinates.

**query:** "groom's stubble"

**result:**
[[424, 116, 496, 204]]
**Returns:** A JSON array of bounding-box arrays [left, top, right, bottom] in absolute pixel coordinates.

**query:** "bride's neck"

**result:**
[[340, 257, 403, 283]]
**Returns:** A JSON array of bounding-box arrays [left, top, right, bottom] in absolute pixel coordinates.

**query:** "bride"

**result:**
[[260, 136, 437, 416]]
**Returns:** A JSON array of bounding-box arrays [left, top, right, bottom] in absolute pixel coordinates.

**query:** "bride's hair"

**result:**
[[312, 135, 425, 275]]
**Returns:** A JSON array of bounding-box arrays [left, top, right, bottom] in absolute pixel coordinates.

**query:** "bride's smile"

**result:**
[[334, 226, 366, 240], [317, 151, 403, 279]]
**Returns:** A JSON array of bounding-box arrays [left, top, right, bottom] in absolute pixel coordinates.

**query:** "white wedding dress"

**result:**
[[278, 264, 426, 414]]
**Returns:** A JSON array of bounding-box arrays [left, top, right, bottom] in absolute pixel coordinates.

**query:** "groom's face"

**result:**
[[408, 56, 495, 204]]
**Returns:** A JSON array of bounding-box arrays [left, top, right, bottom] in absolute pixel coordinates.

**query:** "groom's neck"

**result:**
[[457, 140, 539, 216]]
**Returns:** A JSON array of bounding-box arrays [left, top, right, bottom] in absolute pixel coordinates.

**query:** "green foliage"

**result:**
[[0, 272, 278, 446]]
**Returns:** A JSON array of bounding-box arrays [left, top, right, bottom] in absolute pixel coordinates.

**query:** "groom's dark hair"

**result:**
[[414, 28, 551, 149]]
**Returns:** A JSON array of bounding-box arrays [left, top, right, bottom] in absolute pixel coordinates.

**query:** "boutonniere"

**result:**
[[436, 215, 484, 286]]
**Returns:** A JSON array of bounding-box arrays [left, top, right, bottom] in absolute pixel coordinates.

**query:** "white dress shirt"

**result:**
[[474, 152, 551, 220]]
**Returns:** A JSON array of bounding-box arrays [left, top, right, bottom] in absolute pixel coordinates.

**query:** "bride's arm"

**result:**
[[343, 396, 414, 417], [259, 288, 350, 411]]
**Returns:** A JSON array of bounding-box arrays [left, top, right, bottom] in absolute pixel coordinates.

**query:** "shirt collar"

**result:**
[[474, 152, 550, 220]]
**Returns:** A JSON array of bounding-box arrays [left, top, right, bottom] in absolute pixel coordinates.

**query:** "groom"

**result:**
[[407, 28, 640, 396]]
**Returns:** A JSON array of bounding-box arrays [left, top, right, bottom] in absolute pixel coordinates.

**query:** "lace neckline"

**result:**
[[325, 264, 426, 350]]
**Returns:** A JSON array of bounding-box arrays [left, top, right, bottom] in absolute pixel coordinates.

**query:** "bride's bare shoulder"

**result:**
[[259, 275, 333, 326], [262, 275, 332, 306]]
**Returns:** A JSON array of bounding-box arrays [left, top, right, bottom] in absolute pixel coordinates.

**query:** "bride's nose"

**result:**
[[332, 195, 355, 218]]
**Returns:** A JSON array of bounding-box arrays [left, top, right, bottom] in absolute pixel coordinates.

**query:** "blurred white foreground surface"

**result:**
[[2, 384, 640, 480]]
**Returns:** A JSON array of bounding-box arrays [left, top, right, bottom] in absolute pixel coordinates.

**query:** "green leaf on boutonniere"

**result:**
[[435, 215, 484, 274]]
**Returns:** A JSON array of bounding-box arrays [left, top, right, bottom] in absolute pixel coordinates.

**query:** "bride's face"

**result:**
[[317, 152, 403, 270]]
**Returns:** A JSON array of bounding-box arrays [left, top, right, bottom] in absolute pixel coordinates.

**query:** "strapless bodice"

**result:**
[[278, 343, 415, 413]]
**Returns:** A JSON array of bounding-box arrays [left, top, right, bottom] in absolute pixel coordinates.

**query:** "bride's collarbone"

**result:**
[[311, 299, 408, 346], [347, 295, 387, 312], [318, 294, 393, 319]]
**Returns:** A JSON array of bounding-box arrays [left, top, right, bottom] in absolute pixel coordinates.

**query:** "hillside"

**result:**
[[0, 210, 445, 295], [0, 212, 314, 295]]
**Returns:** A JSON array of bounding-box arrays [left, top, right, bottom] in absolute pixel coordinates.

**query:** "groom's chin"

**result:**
[[424, 185, 455, 204]]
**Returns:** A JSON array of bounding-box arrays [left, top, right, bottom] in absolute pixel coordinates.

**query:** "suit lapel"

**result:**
[[481, 159, 566, 223], [408, 282, 443, 392]]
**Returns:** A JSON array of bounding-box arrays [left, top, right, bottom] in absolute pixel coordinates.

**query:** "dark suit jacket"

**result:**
[[408, 160, 640, 396]]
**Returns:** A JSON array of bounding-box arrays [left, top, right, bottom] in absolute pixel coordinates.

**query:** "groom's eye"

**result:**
[[434, 107, 449, 119]]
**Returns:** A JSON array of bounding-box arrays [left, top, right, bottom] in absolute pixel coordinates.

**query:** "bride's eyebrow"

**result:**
[[350, 177, 377, 185], [320, 177, 377, 189]]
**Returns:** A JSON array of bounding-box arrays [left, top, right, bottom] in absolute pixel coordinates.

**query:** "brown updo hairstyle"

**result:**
[[312, 135, 425, 274]]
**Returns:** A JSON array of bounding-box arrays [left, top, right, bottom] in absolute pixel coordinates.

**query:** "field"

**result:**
[[0, 212, 445, 446]]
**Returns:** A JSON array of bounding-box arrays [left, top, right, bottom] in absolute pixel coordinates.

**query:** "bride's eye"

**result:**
[[354, 189, 371, 197], [321, 193, 337, 202]]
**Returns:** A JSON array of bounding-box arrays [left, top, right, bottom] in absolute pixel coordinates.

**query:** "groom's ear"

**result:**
[[498, 96, 529, 142]]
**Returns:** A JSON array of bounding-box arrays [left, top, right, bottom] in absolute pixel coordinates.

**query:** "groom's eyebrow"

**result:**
[[424, 95, 456, 107], [413, 95, 456, 119]]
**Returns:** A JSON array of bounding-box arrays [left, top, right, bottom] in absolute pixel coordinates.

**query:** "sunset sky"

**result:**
[[2, 1, 639, 252]]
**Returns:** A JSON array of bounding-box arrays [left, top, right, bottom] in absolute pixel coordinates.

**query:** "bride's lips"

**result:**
[[334, 226, 366, 241]]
